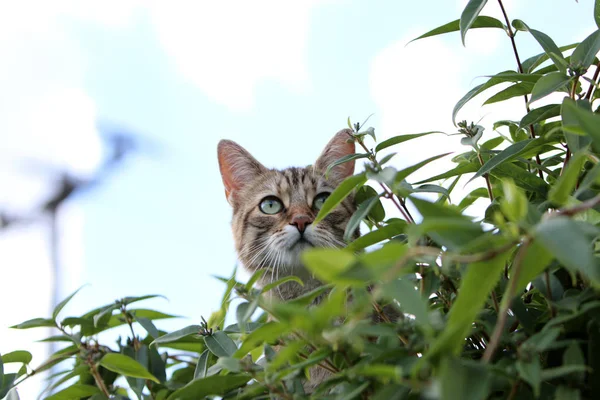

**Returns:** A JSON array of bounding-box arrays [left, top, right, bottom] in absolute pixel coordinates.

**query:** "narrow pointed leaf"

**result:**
[[167, 374, 251, 400], [469, 139, 533, 182], [549, 151, 587, 205], [151, 325, 200, 346], [513, 20, 568, 73], [415, 163, 479, 184], [194, 350, 210, 379], [534, 216, 600, 286], [52, 285, 86, 320], [314, 173, 367, 224], [483, 82, 533, 105], [204, 331, 237, 358], [45, 384, 101, 400], [410, 16, 504, 44], [375, 131, 439, 152], [99, 353, 159, 383], [344, 196, 380, 242], [562, 97, 600, 150], [347, 221, 407, 251], [395, 153, 451, 183], [460, 0, 489, 45], [571, 30, 600, 69], [519, 104, 561, 128], [325, 153, 369, 177], [529, 72, 571, 104]]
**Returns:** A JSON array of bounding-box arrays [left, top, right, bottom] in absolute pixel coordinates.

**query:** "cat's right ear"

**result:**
[[217, 140, 267, 204]]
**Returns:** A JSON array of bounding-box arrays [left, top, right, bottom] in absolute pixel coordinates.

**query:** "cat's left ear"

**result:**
[[314, 129, 356, 183]]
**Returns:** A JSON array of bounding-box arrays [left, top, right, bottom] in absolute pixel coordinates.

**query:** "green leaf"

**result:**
[[534, 216, 600, 286], [167, 374, 251, 400], [52, 285, 86, 320], [410, 198, 483, 250], [513, 20, 568, 73], [529, 72, 571, 104], [571, 30, 600, 70], [541, 365, 589, 380], [0, 356, 4, 389], [235, 322, 289, 357], [563, 343, 586, 382], [194, 350, 210, 379], [491, 162, 549, 194], [133, 315, 159, 339], [452, 72, 540, 124], [151, 325, 200, 346], [440, 358, 491, 400], [549, 151, 587, 205], [344, 196, 379, 242], [10, 318, 56, 329], [517, 358, 541, 397], [395, 153, 451, 183], [261, 276, 304, 293], [562, 97, 600, 151], [204, 331, 237, 358], [375, 131, 439, 152], [302, 248, 357, 284], [121, 294, 166, 306], [380, 279, 430, 330], [415, 162, 480, 184], [499, 179, 528, 222], [235, 301, 257, 331], [502, 241, 553, 310], [460, 0, 489, 45], [481, 136, 504, 150], [347, 221, 407, 251], [522, 43, 579, 73], [520, 104, 561, 128], [596, 0, 600, 29], [355, 185, 385, 222], [409, 16, 504, 43], [99, 353, 159, 383], [1, 351, 32, 365], [469, 139, 534, 182], [483, 82, 533, 105], [314, 173, 367, 224], [45, 384, 101, 400], [326, 153, 369, 178], [428, 251, 510, 357]]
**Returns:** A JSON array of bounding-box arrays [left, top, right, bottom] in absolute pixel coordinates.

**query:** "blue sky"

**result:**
[[0, 0, 596, 396]]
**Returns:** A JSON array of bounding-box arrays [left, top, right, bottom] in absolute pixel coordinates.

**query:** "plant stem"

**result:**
[[483, 239, 530, 363], [89, 359, 111, 397], [497, 0, 544, 180], [477, 153, 494, 201], [585, 62, 600, 100]]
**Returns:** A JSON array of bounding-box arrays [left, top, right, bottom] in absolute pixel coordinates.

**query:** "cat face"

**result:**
[[217, 130, 357, 285]]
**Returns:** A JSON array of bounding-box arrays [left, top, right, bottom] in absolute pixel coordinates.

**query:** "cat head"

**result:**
[[217, 129, 357, 285]]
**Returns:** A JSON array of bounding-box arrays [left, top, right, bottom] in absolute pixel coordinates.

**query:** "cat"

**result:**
[[217, 129, 357, 302]]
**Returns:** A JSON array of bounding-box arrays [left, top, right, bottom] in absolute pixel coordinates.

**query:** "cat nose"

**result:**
[[290, 215, 313, 234]]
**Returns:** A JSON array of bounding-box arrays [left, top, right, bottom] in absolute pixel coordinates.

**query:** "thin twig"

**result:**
[[483, 239, 531, 363], [477, 153, 494, 201], [89, 359, 111, 397], [497, 0, 544, 180], [584, 62, 600, 100]]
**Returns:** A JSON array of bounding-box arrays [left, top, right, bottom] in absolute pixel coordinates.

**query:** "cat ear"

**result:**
[[314, 129, 356, 183], [218, 140, 267, 203]]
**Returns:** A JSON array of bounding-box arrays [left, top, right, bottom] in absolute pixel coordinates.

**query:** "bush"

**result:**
[[5, 1, 600, 399]]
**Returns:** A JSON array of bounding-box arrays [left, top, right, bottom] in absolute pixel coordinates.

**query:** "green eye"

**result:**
[[259, 196, 283, 214], [313, 192, 330, 210]]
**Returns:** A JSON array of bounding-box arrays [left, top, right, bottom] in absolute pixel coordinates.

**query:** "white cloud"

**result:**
[[148, 0, 325, 111]]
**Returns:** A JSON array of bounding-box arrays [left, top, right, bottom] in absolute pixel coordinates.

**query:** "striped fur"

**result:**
[[218, 130, 357, 301]]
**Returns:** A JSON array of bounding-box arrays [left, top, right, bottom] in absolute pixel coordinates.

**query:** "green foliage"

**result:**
[[5, 2, 600, 400]]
